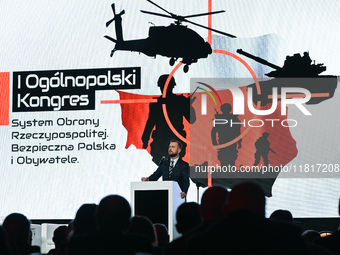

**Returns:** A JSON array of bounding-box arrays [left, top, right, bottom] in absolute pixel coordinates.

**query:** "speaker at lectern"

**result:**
[[130, 181, 184, 241]]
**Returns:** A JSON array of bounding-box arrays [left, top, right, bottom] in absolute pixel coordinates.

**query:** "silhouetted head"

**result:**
[[73, 203, 97, 235], [52, 225, 67, 247], [176, 202, 201, 234], [199, 185, 229, 221], [269, 209, 293, 223], [157, 74, 176, 93], [262, 132, 270, 138], [128, 216, 157, 246], [168, 140, 182, 158], [2, 213, 30, 253], [96, 195, 131, 233], [225, 182, 265, 216], [153, 223, 169, 247], [221, 103, 232, 114]]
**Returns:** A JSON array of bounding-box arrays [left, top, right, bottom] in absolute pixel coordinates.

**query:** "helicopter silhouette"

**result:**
[[104, 0, 236, 73]]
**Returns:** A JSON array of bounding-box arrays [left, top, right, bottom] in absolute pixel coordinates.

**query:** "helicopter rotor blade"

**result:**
[[111, 3, 116, 15], [106, 5, 125, 27], [104, 35, 117, 43], [186, 19, 237, 38], [106, 18, 115, 27], [146, 0, 174, 16], [183, 10, 225, 19], [142, 1, 236, 38], [106, 4, 116, 27], [119, 10, 125, 16], [140, 10, 173, 19]]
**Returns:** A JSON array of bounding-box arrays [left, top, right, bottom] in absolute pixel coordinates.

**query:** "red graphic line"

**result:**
[[101, 99, 157, 104], [268, 93, 330, 99], [0, 72, 10, 126]]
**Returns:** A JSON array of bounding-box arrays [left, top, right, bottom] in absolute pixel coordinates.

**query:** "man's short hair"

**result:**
[[170, 139, 182, 149]]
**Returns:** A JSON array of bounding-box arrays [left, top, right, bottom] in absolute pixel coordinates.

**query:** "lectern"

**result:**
[[130, 181, 184, 241]]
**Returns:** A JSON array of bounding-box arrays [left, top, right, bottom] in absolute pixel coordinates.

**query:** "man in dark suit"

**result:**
[[141, 139, 190, 198]]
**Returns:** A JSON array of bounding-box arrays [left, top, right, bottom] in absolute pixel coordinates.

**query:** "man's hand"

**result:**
[[181, 192, 186, 199], [141, 177, 148, 182]]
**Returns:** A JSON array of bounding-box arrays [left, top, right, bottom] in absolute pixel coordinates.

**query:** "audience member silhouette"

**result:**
[[187, 182, 309, 255], [153, 223, 169, 248], [198, 185, 229, 222], [224, 181, 265, 215], [2, 213, 40, 255], [47, 225, 67, 255], [165, 202, 201, 255], [269, 209, 293, 223], [67, 195, 153, 255], [166, 186, 228, 255], [128, 216, 164, 255], [72, 203, 97, 237], [4, 191, 339, 255], [175, 202, 201, 235], [128, 216, 157, 246]]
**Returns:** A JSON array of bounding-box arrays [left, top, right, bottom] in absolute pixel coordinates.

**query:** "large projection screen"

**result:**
[[0, 0, 339, 220]]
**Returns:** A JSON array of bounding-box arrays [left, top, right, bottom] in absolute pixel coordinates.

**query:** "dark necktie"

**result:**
[[169, 160, 174, 178]]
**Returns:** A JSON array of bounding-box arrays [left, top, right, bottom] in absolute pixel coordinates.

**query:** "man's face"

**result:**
[[168, 142, 181, 157]]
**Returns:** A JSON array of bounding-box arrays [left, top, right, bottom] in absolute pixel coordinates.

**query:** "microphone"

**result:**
[[158, 156, 166, 166]]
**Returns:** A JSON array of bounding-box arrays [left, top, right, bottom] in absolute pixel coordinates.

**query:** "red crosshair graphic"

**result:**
[[160, 50, 262, 148]]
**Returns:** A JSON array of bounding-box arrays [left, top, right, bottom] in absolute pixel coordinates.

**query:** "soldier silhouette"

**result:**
[[211, 103, 242, 168], [142, 74, 196, 164], [253, 132, 276, 167]]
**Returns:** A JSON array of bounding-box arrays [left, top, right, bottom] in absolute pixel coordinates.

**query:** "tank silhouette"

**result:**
[[237, 49, 327, 77], [236, 49, 338, 105]]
